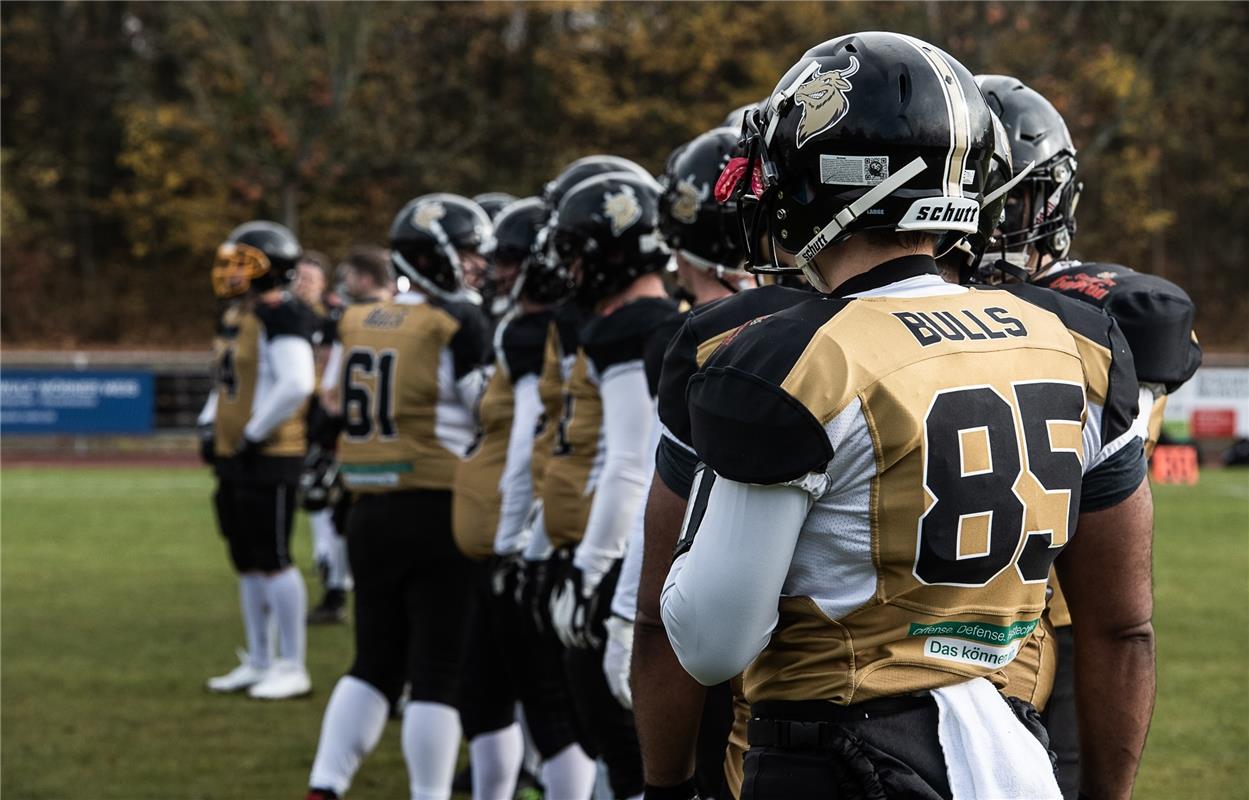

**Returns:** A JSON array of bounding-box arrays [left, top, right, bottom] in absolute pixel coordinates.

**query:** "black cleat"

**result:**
[[307, 589, 348, 625]]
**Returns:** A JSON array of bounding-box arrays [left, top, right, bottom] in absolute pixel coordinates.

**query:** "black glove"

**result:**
[[490, 552, 525, 603], [234, 434, 264, 463], [198, 425, 215, 465]]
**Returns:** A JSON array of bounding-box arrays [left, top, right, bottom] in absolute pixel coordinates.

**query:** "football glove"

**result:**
[[234, 434, 264, 463], [550, 565, 606, 650], [603, 614, 634, 709], [198, 425, 215, 465]]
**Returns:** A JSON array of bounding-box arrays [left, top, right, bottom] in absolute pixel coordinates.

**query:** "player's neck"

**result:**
[[596, 272, 666, 316], [679, 260, 733, 307], [816, 238, 932, 293]]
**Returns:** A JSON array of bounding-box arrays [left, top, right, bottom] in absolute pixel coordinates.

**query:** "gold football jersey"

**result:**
[[541, 348, 603, 548], [336, 296, 488, 493], [452, 366, 512, 559], [213, 297, 310, 460], [687, 259, 1139, 705], [453, 310, 552, 559]]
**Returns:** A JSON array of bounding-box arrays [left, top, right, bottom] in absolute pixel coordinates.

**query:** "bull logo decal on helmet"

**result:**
[[670, 177, 710, 225], [603, 185, 642, 237], [412, 201, 446, 232], [794, 56, 860, 148]]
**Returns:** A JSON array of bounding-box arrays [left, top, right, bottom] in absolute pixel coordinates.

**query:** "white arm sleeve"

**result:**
[[494, 374, 543, 556], [572, 362, 655, 591], [661, 474, 810, 686], [320, 342, 343, 394], [610, 407, 665, 621], [243, 336, 316, 442], [197, 389, 218, 427], [610, 496, 647, 621], [522, 504, 553, 562]]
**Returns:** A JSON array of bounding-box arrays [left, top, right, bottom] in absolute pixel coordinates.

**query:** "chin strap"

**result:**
[[983, 160, 1035, 207], [794, 156, 928, 292]]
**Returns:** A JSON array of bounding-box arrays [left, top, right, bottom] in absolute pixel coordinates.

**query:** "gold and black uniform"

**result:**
[[681, 257, 1143, 706], [331, 291, 490, 706], [457, 309, 586, 758], [210, 293, 319, 573], [1030, 259, 1201, 797]]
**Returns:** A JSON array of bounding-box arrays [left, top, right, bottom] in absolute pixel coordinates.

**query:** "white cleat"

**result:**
[[207, 649, 268, 693], [247, 659, 312, 700]]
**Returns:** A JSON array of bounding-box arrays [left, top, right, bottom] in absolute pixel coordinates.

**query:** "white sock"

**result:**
[[540, 743, 597, 800], [311, 509, 334, 570], [265, 567, 307, 666], [309, 676, 390, 795], [470, 723, 524, 800], [327, 529, 352, 591], [239, 574, 270, 670], [402, 701, 462, 800]]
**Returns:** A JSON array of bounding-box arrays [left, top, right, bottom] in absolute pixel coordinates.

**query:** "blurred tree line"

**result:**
[[2, 1, 1245, 349]]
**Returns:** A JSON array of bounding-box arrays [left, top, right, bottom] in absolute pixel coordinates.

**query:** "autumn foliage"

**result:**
[[2, 2, 1246, 349]]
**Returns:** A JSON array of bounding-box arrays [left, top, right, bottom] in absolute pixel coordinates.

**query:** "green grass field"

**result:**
[[2, 467, 1247, 799]]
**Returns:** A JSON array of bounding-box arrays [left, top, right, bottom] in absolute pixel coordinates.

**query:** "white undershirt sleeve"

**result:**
[[243, 335, 315, 442], [320, 342, 343, 394], [197, 389, 218, 427], [572, 362, 655, 591], [661, 474, 811, 686], [494, 374, 543, 555]]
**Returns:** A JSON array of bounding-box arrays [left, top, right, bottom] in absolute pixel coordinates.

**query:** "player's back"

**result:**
[[336, 294, 484, 493], [689, 268, 1137, 704]]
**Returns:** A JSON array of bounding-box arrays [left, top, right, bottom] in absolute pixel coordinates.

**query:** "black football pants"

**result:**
[[1041, 625, 1080, 800]]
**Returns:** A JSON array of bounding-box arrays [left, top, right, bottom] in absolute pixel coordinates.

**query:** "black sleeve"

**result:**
[[656, 317, 701, 447], [444, 302, 491, 379], [256, 297, 319, 342], [320, 307, 341, 346], [1080, 437, 1147, 512], [643, 316, 685, 398], [688, 365, 832, 485], [500, 312, 550, 384], [1101, 316, 1140, 449], [655, 434, 700, 499]]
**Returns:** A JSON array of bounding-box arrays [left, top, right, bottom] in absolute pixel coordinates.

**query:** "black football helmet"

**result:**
[[939, 110, 1036, 283], [722, 32, 994, 292], [549, 172, 668, 308], [489, 197, 561, 303], [474, 192, 518, 220], [976, 74, 1080, 271], [212, 221, 302, 298], [720, 101, 761, 134], [389, 193, 493, 301], [543, 155, 652, 214], [659, 127, 748, 279]]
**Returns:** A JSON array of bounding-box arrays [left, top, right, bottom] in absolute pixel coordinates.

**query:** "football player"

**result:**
[[662, 32, 1153, 799], [304, 247, 394, 624], [608, 127, 809, 800], [453, 196, 601, 800], [533, 164, 676, 800], [977, 73, 1201, 799], [306, 195, 491, 800], [203, 221, 319, 700]]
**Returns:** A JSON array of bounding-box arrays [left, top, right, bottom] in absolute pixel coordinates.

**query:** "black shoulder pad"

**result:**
[[657, 285, 812, 448], [500, 310, 552, 383], [643, 314, 686, 397], [1037, 263, 1201, 390], [436, 299, 491, 379], [1004, 282, 1139, 447], [580, 297, 681, 376], [255, 295, 319, 342], [687, 298, 844, 484]]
